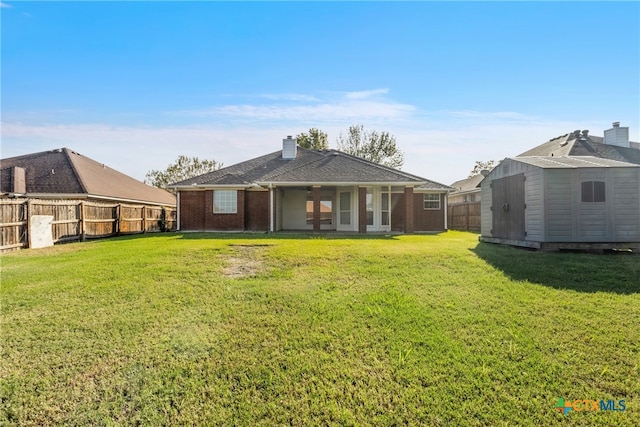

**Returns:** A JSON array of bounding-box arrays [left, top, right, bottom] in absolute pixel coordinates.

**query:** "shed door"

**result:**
[[492, 174, 525, 240]]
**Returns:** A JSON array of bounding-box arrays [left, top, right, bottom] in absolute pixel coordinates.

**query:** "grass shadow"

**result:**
[[472, 242, 639, 294]]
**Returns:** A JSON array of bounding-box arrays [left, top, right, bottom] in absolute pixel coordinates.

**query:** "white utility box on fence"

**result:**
[[29, 215, 54, 249]]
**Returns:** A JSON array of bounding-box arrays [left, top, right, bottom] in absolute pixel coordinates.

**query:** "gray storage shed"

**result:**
[[479, 156, 640, 251]]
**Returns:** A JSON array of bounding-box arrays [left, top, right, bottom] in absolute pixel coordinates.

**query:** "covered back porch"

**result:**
[[270, 185, 426, 233]]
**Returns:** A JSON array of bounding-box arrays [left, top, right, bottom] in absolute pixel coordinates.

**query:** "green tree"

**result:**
[[336, 124, 404, 169], [296, 128, 329, 150], [145, 155, 222, 191], [469, 160, 496, 178]]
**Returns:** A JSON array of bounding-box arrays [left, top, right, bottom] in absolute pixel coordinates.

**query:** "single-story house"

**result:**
[[479, 156, 640, 250], [448, 174, 484, 204], [0, 148, 176, 206], [170, 137, 452, 233]]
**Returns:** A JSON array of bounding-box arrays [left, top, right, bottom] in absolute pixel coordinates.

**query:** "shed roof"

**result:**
[[513, 156, 640, 169], [0, 148, 176, 206]]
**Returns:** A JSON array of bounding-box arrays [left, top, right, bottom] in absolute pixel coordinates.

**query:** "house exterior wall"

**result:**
[[179, 189, 245, 231], [281, 189, 311, 230], [391, 193, 405, 232], [179, 190, 206, 231], [245, 190, 269, 231], [413, 193, 445, 232], [448, 190, 481, 205]]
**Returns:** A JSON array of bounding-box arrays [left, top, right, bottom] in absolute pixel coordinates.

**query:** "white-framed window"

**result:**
[[213, 190, 237, 213], [423, 193, 441, 210]]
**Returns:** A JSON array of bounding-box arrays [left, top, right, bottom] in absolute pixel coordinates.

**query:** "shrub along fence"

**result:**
[[447, 201, 481, 232], [0, 198, 176, 252]]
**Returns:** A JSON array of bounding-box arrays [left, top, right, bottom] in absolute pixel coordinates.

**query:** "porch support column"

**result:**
[[404, 186, 415, 234], [269, 184, 274, 232], [312, 185, 321, 232], [358, 186, 367, 234]]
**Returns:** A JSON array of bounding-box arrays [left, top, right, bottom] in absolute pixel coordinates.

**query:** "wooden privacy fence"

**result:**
[[0, 198, 176, 252], [448, 202, 481, 232]]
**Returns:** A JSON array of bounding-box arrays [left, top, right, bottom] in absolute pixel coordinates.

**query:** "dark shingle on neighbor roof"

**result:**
[[171, 147, 452, 190], [518, 133, 640, 165], [1, 148, 176, 205]]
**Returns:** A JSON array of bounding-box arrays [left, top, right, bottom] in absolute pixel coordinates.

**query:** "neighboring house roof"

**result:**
[[518, 132, 640, 165], [171, 147, 452, 191], [1, 148, 176, 206], [449, 174, 484, 194], [512, 156, 640, 169]]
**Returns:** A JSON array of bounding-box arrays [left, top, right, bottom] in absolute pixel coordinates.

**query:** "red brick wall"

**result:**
[[413, 193, 445, 232], [404, 187, 415, 234], [391, 193, 405, 232], [179, 191, 206, 230], [390, 192, 446, 232], [179, 189, 246, 231], [245, 191, 269, 231]]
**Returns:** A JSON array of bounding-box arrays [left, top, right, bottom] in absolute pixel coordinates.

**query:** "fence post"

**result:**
[[25, 199, 32, 249], [116, 204, 122, 236], [79, 201, 86, 241], [142, 206, 146, 234]]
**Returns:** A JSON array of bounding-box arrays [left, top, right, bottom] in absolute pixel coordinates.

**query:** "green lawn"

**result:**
[[1, 231, 638, 426]]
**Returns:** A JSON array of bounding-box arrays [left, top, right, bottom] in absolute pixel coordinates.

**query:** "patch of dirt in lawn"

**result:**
[[221, 244, 271, 279]]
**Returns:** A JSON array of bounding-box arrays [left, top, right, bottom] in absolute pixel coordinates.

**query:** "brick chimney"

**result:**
[[603, 122, 630, 148]]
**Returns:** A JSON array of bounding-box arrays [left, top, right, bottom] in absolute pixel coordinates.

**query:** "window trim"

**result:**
[[213, 190, 238, 214], [581, 181, 605, 203], [423, 193, 441, 210]]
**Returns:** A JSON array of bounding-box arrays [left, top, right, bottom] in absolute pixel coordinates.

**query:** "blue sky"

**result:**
[[2, 1, 639, 185]]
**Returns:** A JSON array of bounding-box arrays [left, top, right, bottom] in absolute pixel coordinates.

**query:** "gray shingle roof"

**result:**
[[518, 133, 640, 165], [1, 148, 176, 205], [449, 174, 484, 193], [171, 147, 452, 190]]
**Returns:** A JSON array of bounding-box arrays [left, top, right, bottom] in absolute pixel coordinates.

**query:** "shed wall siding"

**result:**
[[544, 170, 573, 241], [524, 167, 544, 241], [480, 180, 492, 236], [612, 168, 640, 241]]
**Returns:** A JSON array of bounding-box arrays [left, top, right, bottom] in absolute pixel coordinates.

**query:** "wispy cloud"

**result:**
[[0, 2, 12, 8], [344, 88, 389, 100], [173, 89, 414, 124]]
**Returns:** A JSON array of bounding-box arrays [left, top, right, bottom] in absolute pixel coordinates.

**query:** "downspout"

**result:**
[[444, 192, 448, 230], [176, 191, 181, 231], [269, 184, 274, 233]]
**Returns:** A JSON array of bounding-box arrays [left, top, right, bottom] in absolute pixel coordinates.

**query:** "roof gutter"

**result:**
[[169, 184, 260, 191]]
